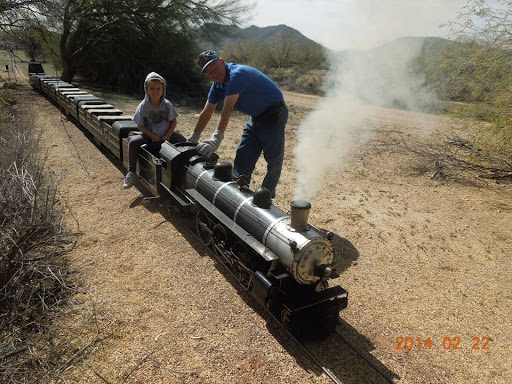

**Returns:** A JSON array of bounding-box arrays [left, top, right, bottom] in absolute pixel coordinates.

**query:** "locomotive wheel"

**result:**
[[195, 211, 213, 246], [232, 242, 252, 286]]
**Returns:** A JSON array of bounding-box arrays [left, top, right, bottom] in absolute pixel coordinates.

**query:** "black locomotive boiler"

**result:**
[[160, 142, 348, 336], [28, 62, 348, 337]]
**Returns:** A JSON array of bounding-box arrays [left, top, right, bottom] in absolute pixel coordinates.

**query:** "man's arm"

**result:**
[[216, 94, 239, 134], [194, 94, 239, 157], [187, 100, 217, 143]]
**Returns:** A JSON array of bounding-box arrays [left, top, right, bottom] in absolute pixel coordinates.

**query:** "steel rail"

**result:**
[[334, 328, 396, 384]]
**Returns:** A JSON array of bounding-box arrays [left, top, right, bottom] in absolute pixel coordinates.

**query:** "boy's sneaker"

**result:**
[[123, 172, 136, 189]]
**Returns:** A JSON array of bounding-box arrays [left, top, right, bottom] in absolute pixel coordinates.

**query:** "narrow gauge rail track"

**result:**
[[331, 329, 396, 384]]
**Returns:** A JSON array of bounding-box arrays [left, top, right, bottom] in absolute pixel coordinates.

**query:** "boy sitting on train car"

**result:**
[[123, 72, 185, 189]]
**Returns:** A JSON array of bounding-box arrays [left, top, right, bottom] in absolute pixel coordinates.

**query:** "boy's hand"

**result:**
[[196, 130, 223, 157]]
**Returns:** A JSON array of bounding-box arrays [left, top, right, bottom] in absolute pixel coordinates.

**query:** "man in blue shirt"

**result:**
[[187, 50, 288, 198]]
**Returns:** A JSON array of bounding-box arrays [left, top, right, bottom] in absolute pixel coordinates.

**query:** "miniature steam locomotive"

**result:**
[[28, 62, 348, 337]]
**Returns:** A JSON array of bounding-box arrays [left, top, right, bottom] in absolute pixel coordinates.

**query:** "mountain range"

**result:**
[[199, 24, 322, 51], [200, 23, 457, 55]]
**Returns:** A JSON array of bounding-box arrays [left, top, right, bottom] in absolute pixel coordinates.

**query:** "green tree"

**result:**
[[443, 0, 512, 159], [0, 0, 50, 29], [0, 0, 52, 61], [258, 30, 325, 70], [222, 32, 327, 95], [260, 30, 297, 68], [28, 0, 252, 90], [222, 39, 262, 66]]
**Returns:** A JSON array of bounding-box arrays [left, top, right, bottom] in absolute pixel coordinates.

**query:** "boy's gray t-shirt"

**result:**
[[133, 99, 178, 137]]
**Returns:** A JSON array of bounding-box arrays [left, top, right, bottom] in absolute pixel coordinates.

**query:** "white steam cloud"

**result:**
[[293, 37, 436, 201]]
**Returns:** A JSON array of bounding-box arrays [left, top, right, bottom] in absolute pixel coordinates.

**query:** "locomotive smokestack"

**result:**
[[290, 200, 311, 231]]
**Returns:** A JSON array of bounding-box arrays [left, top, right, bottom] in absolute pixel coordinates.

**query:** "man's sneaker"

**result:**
[[123, 172, 136, 189]]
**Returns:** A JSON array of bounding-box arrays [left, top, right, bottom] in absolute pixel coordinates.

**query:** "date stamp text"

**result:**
[[395, 336, 491, 350]]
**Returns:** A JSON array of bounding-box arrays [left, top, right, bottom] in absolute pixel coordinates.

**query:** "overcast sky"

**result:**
[[245, 0, 470, 51]]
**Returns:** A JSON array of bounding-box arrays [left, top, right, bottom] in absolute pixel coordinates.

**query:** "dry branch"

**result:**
[[370, 130, 512, 183]]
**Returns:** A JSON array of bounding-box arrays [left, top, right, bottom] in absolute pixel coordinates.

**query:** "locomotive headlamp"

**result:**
[[314, 264, 335, 279]]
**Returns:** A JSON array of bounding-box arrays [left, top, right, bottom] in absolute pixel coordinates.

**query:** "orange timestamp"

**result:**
[[395, 336, 491, 350]]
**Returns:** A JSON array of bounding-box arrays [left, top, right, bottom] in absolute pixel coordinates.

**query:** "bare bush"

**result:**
[[0, 96, 77, 382], [370, 127, 512, 184]]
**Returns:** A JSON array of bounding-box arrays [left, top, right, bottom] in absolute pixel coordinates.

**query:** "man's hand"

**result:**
[[196, 130, 224, 157], [187, 132, 201, 144]]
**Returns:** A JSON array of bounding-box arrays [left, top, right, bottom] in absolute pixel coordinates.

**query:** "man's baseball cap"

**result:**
[[197, 50, 219, 73]]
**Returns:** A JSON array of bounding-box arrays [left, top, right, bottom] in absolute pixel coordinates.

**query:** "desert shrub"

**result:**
[[0, 89, 17, 107], [293, 73, 324, 95], [264, 68, 327, 95], [0, 97, 75, 382]]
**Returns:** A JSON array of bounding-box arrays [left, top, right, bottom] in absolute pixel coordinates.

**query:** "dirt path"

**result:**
[[26, 84, 512, 384]]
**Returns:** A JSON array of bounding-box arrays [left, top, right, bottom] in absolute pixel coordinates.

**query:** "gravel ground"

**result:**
[[23, 83, 512, 384]]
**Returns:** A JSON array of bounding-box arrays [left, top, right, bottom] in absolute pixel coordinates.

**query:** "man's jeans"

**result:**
[[233, 102, 288, 198]]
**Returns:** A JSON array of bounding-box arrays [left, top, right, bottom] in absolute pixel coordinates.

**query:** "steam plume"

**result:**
[[293, 37, 436, 201]]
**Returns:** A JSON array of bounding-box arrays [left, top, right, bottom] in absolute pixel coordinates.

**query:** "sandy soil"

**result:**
[[22, 82, 512, 384]]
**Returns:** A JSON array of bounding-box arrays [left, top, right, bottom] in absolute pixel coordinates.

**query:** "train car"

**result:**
[[28, 61, 50, 89], [28, 63, 349, 337], [42, 80, 75, 102]]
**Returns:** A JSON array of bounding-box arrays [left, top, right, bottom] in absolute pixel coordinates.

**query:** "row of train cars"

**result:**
[[28, 62, 160, 196]]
